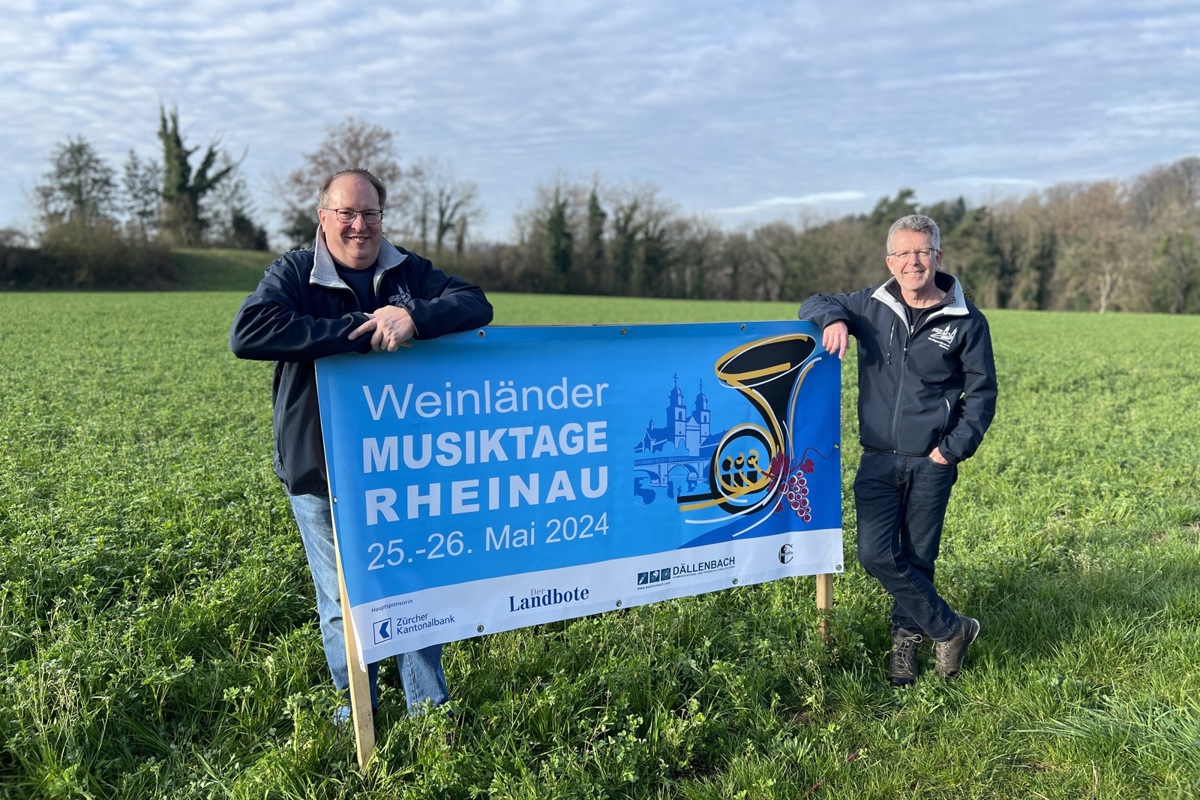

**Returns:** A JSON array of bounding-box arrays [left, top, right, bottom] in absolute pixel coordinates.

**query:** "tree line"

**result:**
[[4, 105, 1197, 313], [472, 158, 1200, 314], [1, 106, 270, 288], [1, 110, 484, 290]]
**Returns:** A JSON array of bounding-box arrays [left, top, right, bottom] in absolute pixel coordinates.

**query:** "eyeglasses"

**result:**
[[322, 207, 383, 225], [887, 248, 940, 261]]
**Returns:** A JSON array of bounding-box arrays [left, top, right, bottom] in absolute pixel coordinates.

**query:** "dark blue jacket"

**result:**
[[799, 271, 996, 465], [230, 235, 494, 495]]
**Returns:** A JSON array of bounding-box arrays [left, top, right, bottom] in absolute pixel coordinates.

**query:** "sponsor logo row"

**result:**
[[372, 549, 797, 640]]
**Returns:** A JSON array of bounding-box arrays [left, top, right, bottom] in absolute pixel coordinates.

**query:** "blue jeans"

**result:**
[[853, 450, 960, 642], [289, 492, 448, 713]]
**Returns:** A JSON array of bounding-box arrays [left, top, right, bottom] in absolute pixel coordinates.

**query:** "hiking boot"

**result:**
[[888, 628, 924, 686], [934, 615, 980, 679]]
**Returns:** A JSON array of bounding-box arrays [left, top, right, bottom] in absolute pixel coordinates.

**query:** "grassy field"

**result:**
[[2, 292, 1199, 799], [169, 249, 276, 292]]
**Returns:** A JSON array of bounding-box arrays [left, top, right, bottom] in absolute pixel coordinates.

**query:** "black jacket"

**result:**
[[230, 235, 494, 495], [799, 271, 996, 465]]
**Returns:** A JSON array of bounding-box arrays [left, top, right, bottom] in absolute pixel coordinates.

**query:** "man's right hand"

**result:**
[[822, 321, 849, 360], [349, 305, 416, 352]]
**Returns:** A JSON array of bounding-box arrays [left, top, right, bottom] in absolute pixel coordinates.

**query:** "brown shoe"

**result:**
[[888, 628, 924, 686], [934, 616, 980, 678]]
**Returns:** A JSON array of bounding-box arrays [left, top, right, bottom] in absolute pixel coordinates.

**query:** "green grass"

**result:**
[[2, 293, 1199, 798], [170, 248, 275, 292]]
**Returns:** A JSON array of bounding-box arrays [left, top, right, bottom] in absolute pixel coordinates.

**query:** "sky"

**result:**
[[2, 0, 1198, 246]]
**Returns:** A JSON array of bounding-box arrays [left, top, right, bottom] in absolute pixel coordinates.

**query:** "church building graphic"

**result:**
[[633, 375, 723, 506]]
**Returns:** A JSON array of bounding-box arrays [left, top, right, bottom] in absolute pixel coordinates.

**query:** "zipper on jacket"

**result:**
[[888, 317, 908, 447], [889, 309, 955, 453]]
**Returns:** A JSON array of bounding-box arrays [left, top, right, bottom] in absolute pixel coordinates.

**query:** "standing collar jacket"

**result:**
[[230, 232, 494, 495], [311, 229, 406, 296], [799, 271, 997, 465]]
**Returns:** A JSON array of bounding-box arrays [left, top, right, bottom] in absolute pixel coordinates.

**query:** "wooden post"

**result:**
[[340, 573, 375, 769], [816, 572, 834, 641], [331, 508, 375, 769]]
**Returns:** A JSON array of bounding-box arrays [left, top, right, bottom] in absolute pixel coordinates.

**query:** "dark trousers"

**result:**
[[853, 450, 960, 641]]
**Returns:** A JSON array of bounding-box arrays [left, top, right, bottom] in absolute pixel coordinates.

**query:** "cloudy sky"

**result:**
[[3, 0, 1198, 245]]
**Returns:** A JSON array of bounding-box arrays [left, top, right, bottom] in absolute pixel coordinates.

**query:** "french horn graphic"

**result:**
[[678, 332, 820, 521]]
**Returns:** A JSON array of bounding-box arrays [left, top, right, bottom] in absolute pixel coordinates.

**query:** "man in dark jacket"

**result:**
[[230, 168, 493, 722], [799, 214, 996, 686]]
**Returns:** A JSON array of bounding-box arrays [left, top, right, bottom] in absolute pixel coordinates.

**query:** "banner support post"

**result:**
[[816, 572, 833, 641], [332, 510, 376, 769], [340, 574, 375, 769]]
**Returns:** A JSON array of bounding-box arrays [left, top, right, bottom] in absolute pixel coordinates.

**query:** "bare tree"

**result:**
[[1046, 181, 1149, 312], [750, 221, 801, 301], [1129, 157, 1200, 223], [401, 156, 483, 258], [278, 117, 405, 249], [717, 230, 755, 300], [672, 215, 722, 299]]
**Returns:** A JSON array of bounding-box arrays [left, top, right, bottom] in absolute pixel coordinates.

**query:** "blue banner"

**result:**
[[316, 321, 843, 664]]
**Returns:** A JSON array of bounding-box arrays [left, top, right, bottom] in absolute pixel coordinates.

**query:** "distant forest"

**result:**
[[474, 156, 1200, 314], [4, 106, 1197, 313]]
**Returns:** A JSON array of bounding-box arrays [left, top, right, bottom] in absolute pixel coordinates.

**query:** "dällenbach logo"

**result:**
[[637, 564, 673, 587]]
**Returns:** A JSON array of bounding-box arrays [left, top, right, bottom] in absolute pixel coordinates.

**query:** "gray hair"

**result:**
[[886, 214, 940, 254], [318, 168, 388, 211]]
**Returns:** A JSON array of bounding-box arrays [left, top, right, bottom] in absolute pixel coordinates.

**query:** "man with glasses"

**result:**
[[230, 168, 493, 723], [798, 214, 996, 686]]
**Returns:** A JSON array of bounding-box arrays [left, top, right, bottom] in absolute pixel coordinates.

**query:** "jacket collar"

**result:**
[[309, 228, 409, 289], [872, 270, 969, 322]]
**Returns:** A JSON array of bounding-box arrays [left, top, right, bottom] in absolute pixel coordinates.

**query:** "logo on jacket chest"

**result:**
[[927, 325, 958, 350]]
